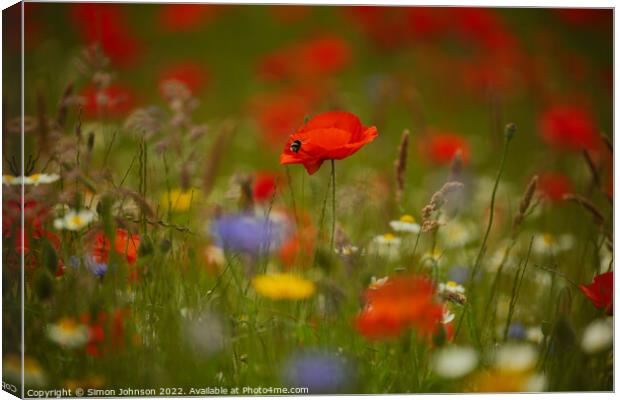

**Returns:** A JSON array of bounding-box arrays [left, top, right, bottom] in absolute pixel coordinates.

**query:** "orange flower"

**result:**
[[355, 275, 444, 340], [91, 228, 140, 265], [280, 111, 378, 175]]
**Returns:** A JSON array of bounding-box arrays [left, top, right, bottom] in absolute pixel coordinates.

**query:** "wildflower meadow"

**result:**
[[2, 3, 614, 396]]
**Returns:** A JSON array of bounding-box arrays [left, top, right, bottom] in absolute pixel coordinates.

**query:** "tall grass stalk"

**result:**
[[455, 123, 515, 340]]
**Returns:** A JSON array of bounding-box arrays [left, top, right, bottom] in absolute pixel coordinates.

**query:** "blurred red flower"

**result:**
[[280, 111, 378, 175], [250, 86, 319, 146], [298, 36, 351, 77], [81, 309, 130, 357], [539, 105, 599, 152], [80, 85, 136, 118], [158, 61, 209, 94], [278, 210, 316, 268], [538, 172, 573, 203], [253, 172, 279, 203], [91, 228, 140, 265], [421, 132, 471, 165], [269, 6, 311, 23], [356, 275, 444, 340], [580, 271, 613, 315], [3, 197, 59, 257], [455, 8, 519, 53], [70, 4, 142, 68], [257, 35, 351, 81], [554, 9, 612, 28], [345, 7, 404, 49], [158, 4, 223, 32]]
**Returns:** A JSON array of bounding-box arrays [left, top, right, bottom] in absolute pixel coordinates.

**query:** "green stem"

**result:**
[[330, 159, 336, 250], [454, 123, 515, 340]]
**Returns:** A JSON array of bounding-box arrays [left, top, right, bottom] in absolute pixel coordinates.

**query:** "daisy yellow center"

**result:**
[[543, 233, 555, 245], [383, 233, 396, 241], [29, 174, 41, 182], [447, 281, 459, 288], [400, 214, 416, 223], [70, 215, 84, 226], [4, 175, 15, 183], [58, 318, 79, 333]]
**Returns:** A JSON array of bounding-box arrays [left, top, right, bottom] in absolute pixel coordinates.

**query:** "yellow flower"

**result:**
[[4, 355, 47, 387], [252, 273, 315, 300], [162, 189, 197, 211], [468, 370, 546, 392]]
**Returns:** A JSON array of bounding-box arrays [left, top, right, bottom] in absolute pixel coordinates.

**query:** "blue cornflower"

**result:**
[[282, 349, 353, 393], [210, 213, 287, 256]]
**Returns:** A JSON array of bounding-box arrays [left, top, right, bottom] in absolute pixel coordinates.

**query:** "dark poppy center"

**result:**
[[290, 140, 302, 153]]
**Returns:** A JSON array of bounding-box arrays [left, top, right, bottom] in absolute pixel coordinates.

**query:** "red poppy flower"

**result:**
[[256, 35, 351, 81], [580, 271, 613, 315], [253, 172, 279, 203], [538, 172, 573, 202], [280, 111, 378, 175], [91, 228, 140, 265], [158, 4, 223, 32], [70, 4, 142, 68], [158, 61, 209, 94], [421, 132, 471, 165], [297, 36, 351, 77], [355, 275, 444, 340], [345, 7, 412, 49], [81, 85, 136, 118], [454, 8, 519, 53], [539, 105, 599, 152]]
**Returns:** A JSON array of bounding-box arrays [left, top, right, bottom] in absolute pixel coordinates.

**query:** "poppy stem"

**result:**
[[330, 159, 336, 250]]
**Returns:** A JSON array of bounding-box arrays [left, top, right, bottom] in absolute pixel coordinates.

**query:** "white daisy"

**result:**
[[432, 346, 479, 379], [370, 233, 401, 260], [389, 214, 421, 233], [335, 244, 359, 255], [532, 233, 574, 255], [369, 276, 388, 290], [2, 175, 22, 185], [526, 326, 544, 344], [23, 173, 60, 185], [438, 280, 465, 295], [54, 208, 97, 231], [47, 318, 90, 349], [581, 317, 613, 354], [3, 355, 47, 387], [493, 343, 538, 372], [439, 220, 476, 248]]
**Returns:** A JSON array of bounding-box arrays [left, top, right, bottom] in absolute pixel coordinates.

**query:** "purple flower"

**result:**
[[282, 349, 353, 393], [210, 213, 288, 256], [85, 256, 108, 277], [507, 323, 526, 341], [447, 265, 469, 284]]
